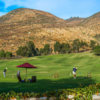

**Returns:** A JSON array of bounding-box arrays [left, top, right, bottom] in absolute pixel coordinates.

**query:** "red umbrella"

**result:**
[[17, 63, 37, 79]]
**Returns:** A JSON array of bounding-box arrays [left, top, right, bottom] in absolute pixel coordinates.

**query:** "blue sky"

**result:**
[[0, 0, 100, 19]]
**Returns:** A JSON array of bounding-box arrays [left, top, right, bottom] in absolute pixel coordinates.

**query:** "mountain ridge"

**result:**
[[0, 8, 100, 54], [66, 17, 85, 26]]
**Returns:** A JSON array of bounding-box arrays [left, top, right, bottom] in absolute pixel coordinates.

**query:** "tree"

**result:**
[[40, 48, 44, 55], [60, 43, 70, 53], [90, 40, 96, 49], [43, 44, 51, 55], [35, 48, 40, 56], [16, 41, 38, 57], [54, 41, 61, 53], [16, 46, 23, 56], [72, 39, 81, 53], [93, 45, 100, 55], [79, 41, 88, 48], [27, 41, 37, 56], [16, 46, 31, 57], [0, 50, 5, 58], [0, 50, 13, 58], [54, 41, 71, 54], [5, 52, 12, 58]]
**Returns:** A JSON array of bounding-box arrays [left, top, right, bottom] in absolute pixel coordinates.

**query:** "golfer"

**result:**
[[72, 67, 77, 79], [3, 67, 7, 78], [17, 70, 20, 76]]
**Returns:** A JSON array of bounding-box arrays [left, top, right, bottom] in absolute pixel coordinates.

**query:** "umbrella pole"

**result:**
[[26, 68, 27, 80]]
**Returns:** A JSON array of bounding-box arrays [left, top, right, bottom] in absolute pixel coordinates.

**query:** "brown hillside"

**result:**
[[80, 12, 100, 33], [81, 12, 100, 26], [0, 8, 99, 54], [0, 8, 66, 28], [66, 17, 85, 26]]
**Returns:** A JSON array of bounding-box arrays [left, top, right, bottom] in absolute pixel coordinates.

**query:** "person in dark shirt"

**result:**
[[3, 67, 7, 78], [72, 67, 77, 79]]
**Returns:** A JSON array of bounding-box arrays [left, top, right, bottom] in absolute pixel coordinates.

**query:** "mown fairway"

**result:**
[[0, 52, 100, 93]]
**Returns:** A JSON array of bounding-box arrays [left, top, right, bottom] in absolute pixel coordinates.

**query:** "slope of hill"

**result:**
[[0, 8, 66, 27], [0, 8, 99, 54], [80, 12, 100, 33], [80, 12, 100, 26], [66, 17, 85, 26]]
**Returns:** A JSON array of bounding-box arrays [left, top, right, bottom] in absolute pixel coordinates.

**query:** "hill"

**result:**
[[80, 12, 100, 34], [0, 8, 66, 27], [80, 12, 100, 26], [66, 17, 85, 26], [0, 8, 100, 54]]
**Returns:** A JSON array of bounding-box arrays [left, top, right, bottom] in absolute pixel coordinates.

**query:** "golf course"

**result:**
[[0, 52, 100, 93]]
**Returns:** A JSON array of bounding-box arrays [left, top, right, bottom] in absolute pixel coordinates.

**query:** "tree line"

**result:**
[[0, 39, 99, 58], [16, 39, 97, 57], [0, 50, 12, 59]]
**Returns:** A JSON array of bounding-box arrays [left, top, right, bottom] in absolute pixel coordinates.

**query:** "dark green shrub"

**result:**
[[40, 44, 52, 55], [54, 42, 70, 54], [16, 46, 30, 57], [93, 45, 100, 55], [90, 40, 96, 49], [0, 84, 98, 100], [0, 50, 6, 58], [60, 43, 70, 53], [72, 39, 88, 53], [40, 48, 44, 55], [43, 44, 52, 55], [72, 39, 81, 53], [5, 52, 12, 58]]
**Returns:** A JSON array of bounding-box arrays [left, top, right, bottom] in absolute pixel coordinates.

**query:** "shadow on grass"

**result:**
[[0, 76, 96, 93]]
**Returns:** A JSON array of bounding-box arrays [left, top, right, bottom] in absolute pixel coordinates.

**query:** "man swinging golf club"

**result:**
[[72, 67, 77, 79]]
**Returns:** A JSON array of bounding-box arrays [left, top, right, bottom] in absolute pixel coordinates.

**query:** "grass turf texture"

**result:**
[[0, 52, 99, 93]]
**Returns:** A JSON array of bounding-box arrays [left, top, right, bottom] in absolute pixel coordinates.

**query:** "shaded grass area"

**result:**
[[0, 52, 99, 92], [0, 77, 95, 93]]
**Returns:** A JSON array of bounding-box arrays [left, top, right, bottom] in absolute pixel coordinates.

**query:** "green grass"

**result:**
[[0, 52, 100, 93]]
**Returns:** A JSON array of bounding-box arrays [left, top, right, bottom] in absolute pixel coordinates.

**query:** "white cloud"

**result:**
[[3, 0, 63, 11], [3, 0, 37, 8]]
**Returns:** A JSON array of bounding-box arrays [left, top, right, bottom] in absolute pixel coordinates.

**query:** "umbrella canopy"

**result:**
[[16, 63, 37, 79], [17, 63, 37, 68]]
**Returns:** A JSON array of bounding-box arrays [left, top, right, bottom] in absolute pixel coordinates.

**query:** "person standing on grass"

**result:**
[[3, 67, 7, 78], [72, 67, 77, 79], [17, 70, 20, 77]]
